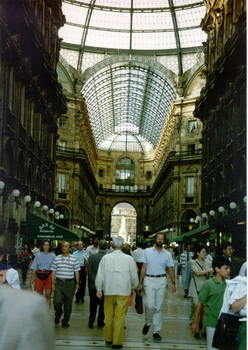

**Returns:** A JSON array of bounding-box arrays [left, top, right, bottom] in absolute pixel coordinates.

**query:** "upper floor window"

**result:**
[[188, 120, 197, 133], [185, 177, 195, 202], [188, 144, 195, 155], [146, 171, 152, 180], [58, 116, 69, 130], [58, 173, 67, 193], [115, 157, 135, 192], [99, 169, 104, 177]]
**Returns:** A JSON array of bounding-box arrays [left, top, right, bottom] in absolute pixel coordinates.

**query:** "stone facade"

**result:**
[[0, 0, 66, 252], [194, 0, 246, 256]]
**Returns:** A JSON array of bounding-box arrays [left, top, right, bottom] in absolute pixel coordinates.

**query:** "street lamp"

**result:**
[[229, 202, 237, 209], [34, 201, 41, 208], [218, 206, 225, 213], [0, 181, 5, 191]]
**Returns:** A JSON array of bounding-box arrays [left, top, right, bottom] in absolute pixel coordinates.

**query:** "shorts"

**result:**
[[34, 273, 52, 293]]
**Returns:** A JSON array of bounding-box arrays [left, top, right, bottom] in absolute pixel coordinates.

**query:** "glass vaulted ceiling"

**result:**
[[60, 0, 207, 152]]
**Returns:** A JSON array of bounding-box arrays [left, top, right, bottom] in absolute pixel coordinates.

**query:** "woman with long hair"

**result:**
[[18, 242, 33, 285], [29, 240, 55, 307], [188, 244, 213, 338]]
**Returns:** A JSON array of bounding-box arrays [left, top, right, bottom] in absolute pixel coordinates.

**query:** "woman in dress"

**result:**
[[29, 240, 55, 307], [188, 244, 213, 338], [18, 242, 33, 284]]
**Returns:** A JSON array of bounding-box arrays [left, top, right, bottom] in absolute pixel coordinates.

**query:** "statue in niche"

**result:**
[[177, 75, 186, 97]]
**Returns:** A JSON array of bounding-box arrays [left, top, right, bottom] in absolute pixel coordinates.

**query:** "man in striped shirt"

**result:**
[[51, 241, 80, 327]]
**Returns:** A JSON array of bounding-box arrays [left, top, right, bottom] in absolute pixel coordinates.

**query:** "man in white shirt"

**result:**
[[132, 242, 144, 276], [96, 236, 138, 349], [85, 236, 100, 259], [138, 233, 176, 341]]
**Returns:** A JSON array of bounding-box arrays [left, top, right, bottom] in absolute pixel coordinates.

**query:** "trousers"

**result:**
[[89, 288, 104, 324], [53, 279, 75, 324], [104, 295, 129, 346], [75, 267, 86, 302], [143, 276, 166, 333]]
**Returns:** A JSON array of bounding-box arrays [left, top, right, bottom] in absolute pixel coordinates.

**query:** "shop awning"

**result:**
[[168, 224, 209, 243], [27, 212, 81, 241]]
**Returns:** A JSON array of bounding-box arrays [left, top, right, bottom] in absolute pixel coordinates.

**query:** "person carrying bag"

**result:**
[[213, 275, 246, 350]]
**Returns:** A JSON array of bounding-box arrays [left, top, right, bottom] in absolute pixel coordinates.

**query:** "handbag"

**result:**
[[212, 312, 241, 349], [135, 292, 143, 314]]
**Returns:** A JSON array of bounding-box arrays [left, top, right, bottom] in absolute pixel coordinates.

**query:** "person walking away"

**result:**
[[138, 232, 176, 341], [221, 242, 243, 279], [95, 236, 138, 349], [88, 240, 107, 328], [18, 242, 33, 284], [85, 236, 100, 259], [0, 247, 20, 289], [29, 240, 55, 307], [179, 244, 193, 298], [188, 244, 213, 337], [132, 242, 144, 277], [51, 241, 80, 327], [191, 256, 231, 350], [73, 241, 87, 303]]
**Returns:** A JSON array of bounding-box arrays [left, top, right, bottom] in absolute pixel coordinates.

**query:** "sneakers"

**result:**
[[142, 324, 150, 335], [105, 341, 112, 347], [153, 333, 162, 340], [112, 345, 123, 349]]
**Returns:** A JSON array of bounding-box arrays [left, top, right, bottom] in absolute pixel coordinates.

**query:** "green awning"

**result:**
[[168, 224, 209, 243], [27, 212, 81, 241]]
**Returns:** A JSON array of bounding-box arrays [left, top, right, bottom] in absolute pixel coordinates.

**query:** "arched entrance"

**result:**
[[110, 202, 137, 245]]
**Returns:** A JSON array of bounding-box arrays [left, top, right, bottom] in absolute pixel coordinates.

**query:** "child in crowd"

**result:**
[[191, 256, 231, 350]]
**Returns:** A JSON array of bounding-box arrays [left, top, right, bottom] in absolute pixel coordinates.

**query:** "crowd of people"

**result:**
[[0, 236, 246, 350]]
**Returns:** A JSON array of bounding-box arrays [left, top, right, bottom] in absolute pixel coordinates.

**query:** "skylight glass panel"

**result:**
[[132, 12, 173, 30], [60, 49, 79, 69], [62, 3, 88, 25], [174, 0, 204, 6], [132, 32, 177, 50], [95, 0, 131, 8], [133, 0, 169, 8], [179, 28, 206, 48], [90, 9, 130, 30], [85, 29, 130, 49], [157, 55, 179, 74], [81, 52, 105, 72], [176, 7, 205, 28], [59, 24, 84, 45]]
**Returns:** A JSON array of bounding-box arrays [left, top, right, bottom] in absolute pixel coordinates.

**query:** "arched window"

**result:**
[[115, 157, 135, 192], [180, 209, 197, 233]]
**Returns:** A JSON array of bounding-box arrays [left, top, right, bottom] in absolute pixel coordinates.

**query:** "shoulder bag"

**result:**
[[212, 312, 241, 349]]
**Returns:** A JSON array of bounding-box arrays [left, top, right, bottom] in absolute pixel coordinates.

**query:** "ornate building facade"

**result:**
[[194, 0, 246, 257], [0, 0, 66, 252]]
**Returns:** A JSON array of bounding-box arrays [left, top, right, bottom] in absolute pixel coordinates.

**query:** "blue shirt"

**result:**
[[73, 250, 86, 267], [140, 247, 174, 275], [30, 252, 55, 271]]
